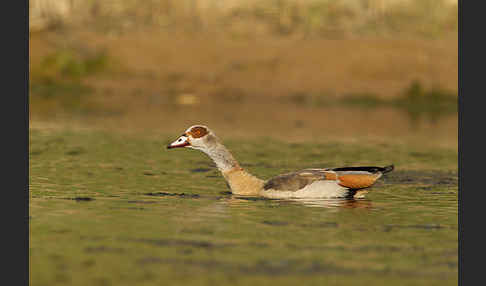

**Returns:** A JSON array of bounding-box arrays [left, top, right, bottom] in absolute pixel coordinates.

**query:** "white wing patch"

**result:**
[[262, 180, 349, 199]]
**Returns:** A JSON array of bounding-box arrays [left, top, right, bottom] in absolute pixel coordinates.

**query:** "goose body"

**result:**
[[168, 125, 394, 199]]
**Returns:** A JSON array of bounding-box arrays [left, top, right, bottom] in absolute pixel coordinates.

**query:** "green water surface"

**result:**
[[29, 129, 458, 286]]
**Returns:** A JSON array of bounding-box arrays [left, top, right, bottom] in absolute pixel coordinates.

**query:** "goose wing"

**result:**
[[263, 165, 394, 192], [263, 169, 337, 192]]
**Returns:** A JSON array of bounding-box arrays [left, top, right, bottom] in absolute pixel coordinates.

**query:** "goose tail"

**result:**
[[380, 164, 394, 174]]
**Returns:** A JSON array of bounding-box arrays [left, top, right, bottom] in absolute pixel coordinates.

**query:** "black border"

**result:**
[[459, 0, 484, 285], [458, 0, 462, 284], [2, 0, 29, 285]]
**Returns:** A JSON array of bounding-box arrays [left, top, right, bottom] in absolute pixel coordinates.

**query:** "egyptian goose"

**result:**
[[167, 125, 394, 199]]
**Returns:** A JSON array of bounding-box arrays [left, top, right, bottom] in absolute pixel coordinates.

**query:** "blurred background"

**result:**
[[29, 0, 457, 147]]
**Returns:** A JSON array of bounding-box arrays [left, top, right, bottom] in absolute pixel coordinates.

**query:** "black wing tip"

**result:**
[[381, 164, 394, 174], [331, 165, 395, 174]]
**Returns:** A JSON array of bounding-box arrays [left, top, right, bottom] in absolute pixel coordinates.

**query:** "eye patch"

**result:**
[[188, 127, 208, 138]]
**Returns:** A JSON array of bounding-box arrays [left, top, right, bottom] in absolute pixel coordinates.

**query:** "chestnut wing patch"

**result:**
[[327, 165, 393, 189], [336, 172, 380, 189], [263, 169, 337, 192]]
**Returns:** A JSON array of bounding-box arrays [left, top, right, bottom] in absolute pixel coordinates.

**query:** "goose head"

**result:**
[[167, 125, 218, 152]]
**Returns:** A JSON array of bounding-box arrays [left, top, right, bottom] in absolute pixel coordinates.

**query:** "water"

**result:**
[[29, 115, 458, 285], [30, 95, 458, 150], [30, 191, 457, 285], [30, 189, 457, 286]]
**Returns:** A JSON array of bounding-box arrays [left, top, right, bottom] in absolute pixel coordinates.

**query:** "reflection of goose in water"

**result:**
[[184, 198, 372, 223], [223, 196, 373, 209], [168, 125, 394, 199], [283, 198, 373, 209]]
